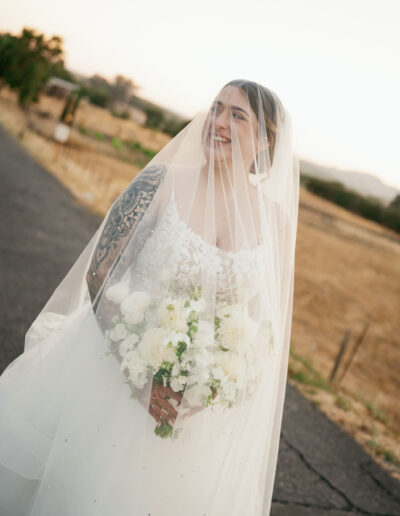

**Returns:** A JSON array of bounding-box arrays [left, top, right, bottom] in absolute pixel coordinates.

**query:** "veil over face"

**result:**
[[0, 79, 300, 515]]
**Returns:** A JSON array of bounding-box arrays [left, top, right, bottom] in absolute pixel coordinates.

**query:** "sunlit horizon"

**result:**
[[1, 0, 399, 191]]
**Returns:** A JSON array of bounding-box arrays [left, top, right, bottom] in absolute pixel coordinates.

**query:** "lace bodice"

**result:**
[[130, 197, 266, 304]]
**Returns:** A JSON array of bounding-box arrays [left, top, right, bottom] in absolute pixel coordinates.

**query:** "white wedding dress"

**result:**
[[0, 194, 281, 516]]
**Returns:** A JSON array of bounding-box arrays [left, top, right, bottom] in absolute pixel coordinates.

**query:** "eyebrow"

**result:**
[[212, 100, 249, 117]]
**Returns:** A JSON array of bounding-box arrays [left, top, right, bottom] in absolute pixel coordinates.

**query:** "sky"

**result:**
[[1, 0, 399, 190]]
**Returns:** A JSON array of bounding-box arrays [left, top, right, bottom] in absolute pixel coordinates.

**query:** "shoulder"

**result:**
[[110, 162, 168, 218], [122, 162, 168, 199]]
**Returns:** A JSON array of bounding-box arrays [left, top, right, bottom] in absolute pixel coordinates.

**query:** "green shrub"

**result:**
[[93, 131, 105, 141], [83, 86, 110, 108], [111, 109, 130, 120], [301, 174, 400, 234], [111, 136, 124, 151]]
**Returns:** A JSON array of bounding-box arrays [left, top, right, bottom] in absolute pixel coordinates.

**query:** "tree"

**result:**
[[111, 75, 137, 103], [84, 74, 137, 109], [0, 27, 66, 107], [389, 193, 400, 211], [82, 86, 111, 108], [88, 74, 111, 92], [144, 106, 165, 129]]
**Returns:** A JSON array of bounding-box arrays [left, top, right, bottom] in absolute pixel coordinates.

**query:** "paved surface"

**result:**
[[1, 124, 399, 515], [0, 125, 100, 372]]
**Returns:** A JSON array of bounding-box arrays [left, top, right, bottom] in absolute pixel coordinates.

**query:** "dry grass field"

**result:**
[[1, 87, 399, 480]]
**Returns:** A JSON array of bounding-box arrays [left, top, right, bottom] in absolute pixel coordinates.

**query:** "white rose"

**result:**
[[217, 310, 258, 352], [138, 327, 177, 370], [119, 333, 139, 357], [121, 291, 151, 324], [105, 281, 130, 304], [109, 322, 129, 342]]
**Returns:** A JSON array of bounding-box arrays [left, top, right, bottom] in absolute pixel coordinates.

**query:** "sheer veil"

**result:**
[[0, 79, 299, 515]]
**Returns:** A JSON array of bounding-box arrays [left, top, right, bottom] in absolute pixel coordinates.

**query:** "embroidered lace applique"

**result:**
[[130, 198, 265, 304]]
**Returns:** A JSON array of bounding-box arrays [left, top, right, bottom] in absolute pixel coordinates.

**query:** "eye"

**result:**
[[233, 112, 245, 120]]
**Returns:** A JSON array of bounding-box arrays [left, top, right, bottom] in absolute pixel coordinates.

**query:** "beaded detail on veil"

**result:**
[[129, 197, 265, 304]]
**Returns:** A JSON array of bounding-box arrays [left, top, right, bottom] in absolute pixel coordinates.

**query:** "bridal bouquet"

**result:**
[[103, 280, 274, 439]]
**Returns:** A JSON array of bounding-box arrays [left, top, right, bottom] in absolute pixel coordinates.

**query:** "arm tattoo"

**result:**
[[94, 164, 166, 269], [86, 163, 167, 302]]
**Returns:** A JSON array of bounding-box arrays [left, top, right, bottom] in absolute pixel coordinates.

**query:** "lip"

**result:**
[[208, 133, 231, 144]]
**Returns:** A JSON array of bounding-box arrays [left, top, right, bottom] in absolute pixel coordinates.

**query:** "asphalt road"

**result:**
[[1, 124, 399, 515]]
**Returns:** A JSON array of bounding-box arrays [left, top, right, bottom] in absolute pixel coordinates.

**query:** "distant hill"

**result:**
[[128, 94, 187, 123], [300, 160, 399, 205]]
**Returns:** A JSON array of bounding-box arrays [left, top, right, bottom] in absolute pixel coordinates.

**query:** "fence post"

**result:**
[[335, 322, 369, 386], [330, 329, 351, 383]]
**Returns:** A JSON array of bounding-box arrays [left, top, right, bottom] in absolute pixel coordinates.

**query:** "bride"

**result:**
[[0, 79, 299, 515]]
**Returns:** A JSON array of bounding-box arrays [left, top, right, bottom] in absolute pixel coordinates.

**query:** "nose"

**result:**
[[214, 107, 230, 130]]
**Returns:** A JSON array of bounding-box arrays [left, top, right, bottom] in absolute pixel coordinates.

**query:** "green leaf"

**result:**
[[154, 419, 173, 439]]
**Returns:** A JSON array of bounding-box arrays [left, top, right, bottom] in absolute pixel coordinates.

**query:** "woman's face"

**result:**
[[201, 86, 259, 171]]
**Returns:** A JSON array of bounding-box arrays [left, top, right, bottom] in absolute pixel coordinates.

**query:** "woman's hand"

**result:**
[[136, 380, 217, 426], [136, 380, 184, 427]]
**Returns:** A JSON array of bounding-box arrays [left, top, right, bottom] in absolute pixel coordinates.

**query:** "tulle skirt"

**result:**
[[0, 303, 279, 515]]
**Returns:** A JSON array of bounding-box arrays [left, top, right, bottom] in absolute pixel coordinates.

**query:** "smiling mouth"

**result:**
[[209, 134, 231, 144]]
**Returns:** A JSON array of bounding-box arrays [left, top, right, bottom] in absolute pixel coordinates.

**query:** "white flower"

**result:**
[[192, 319, 214, 347], [191, 345, 213, 369], [215, 302, 235, 320], [157, 297, 188, 333], [187, 297, 206, 315], [120, 349, 149, 389], [170, 375, 187, 393], [221, 379, 238, 404], [213, 350, 246, 388], [179, 351, 193, 371], [105, 281, 130, 304], [188, 364, 210, 385], [119, 333, 139, 357], [121, 291, 151, 325], [217, 308, 258, 353], [184, 383, 211, 407], [164, 331, 191, 349], [109, 322, 129, 342], [211, 365, 225, 381], [138, 327, 178, 370]]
